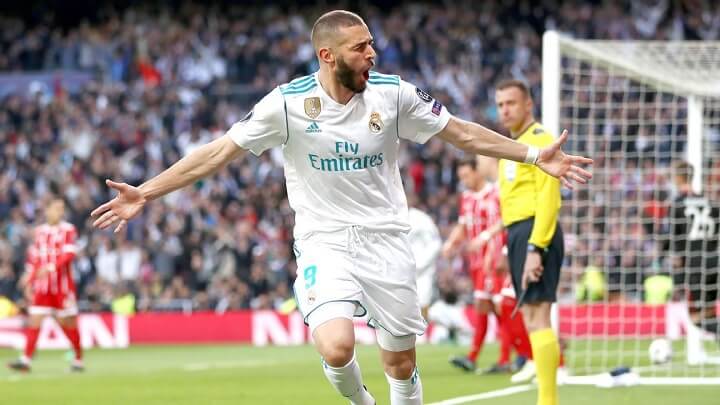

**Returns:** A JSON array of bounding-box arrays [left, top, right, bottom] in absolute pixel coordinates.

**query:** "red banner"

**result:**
[[128, 312, 253, 344], [0, 303, 708, 348], [557, 303, 666, 337]]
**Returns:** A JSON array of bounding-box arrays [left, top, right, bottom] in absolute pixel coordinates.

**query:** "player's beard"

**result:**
[[336, 56, 366, 93]]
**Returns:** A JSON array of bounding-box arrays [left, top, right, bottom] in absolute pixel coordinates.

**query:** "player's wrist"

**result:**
[[524, 145, 539, 165], [527, 243, 547, 255]]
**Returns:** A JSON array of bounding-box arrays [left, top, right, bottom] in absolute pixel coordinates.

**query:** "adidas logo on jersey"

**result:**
[[305, 122, 322, 134]]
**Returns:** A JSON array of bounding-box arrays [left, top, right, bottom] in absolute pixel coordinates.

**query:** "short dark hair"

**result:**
[[457, 156, 478, 171], [311, 10, 365, 49], [672, 160, 694, 184], [496, 79, 531, 99]]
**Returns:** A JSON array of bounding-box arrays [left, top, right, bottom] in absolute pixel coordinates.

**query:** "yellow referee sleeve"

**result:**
[[528, 133, 561, 248]]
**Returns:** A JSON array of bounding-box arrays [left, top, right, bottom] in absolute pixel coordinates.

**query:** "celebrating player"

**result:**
[[7, 198, 84, 373], [90, 11, 591, 404]]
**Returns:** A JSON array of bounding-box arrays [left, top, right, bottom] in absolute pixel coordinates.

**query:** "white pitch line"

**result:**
[[427, 384, 533, 405]]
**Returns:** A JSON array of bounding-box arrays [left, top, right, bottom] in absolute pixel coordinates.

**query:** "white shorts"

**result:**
[[28, 305, 78, 317], [293, 226, 426, 338]]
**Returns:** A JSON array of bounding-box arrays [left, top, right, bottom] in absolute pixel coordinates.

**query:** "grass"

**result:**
[[1, 343, 718, 404]]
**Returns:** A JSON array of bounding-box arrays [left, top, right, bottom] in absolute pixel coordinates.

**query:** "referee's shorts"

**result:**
[[507, 217, 564, 303]]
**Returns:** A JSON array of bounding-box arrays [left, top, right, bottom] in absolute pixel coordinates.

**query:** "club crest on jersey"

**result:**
[[369, 112, 384, 134], [415, 87, 433, 103], [304, 97, 321, 119]]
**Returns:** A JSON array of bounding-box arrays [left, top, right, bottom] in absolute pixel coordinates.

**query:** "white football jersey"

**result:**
[[228, 71, 451, 239]]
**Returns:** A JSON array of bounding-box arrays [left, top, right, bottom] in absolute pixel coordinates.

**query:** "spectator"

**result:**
[[0, 1, 717, 312]]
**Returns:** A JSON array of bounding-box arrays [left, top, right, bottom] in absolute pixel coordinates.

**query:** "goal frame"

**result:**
[[542, 31, 720, 386]]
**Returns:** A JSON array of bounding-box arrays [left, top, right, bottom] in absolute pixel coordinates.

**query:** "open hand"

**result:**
[[91, 180, 147, 234], [536, 129, 593, 189]]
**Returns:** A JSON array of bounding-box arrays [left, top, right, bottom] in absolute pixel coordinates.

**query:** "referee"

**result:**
[[495, 79, 563, 405]]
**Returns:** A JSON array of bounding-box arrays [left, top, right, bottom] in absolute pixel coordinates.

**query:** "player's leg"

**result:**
[[57, 291, 83, 371], [310, 303, 375, 405], [377, 330, 422, 405], [8, 288, 55, 372], [488, 257, 517, 374], [696, 269, 719, 340], [495, 295, 513, 370], [356, 230, 426, 404], [467, 297, 491, 363], [293, 236, 374, 405], [7, 310, 45, 372], [500, 294, 536, 383], [450, 271, 491, 372]]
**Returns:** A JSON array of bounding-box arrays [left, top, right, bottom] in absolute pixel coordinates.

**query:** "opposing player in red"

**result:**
[[443, 156, 506, 372], [494, 256, 535, 380], [7, 198, 84, 372]]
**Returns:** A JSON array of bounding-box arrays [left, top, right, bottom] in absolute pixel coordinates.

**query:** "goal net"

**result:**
[[542, 31, 720, 385]]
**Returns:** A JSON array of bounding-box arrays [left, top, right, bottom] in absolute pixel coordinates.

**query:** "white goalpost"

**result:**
[[543, 31, 720, 385]]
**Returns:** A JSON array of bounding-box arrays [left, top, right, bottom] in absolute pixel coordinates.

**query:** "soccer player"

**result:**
[[7, 198, 83, 372], [669, 160, 719, 343], [90, 11, 591, 404], [495, 79, 565, 405], [443, 157, 505, 372], [407, 205, 442, 320]]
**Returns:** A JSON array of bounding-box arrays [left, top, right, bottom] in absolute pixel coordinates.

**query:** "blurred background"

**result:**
[[0, 1, 719, 403], [2, 0, 717, 315]]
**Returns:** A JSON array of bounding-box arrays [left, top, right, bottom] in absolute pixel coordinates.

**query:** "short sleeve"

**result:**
[[397, 80, 452, 144], [227, 87, 287, 156]]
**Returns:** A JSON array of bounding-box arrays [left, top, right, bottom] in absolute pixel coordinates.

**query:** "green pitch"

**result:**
[[0, 344, 716, 404]]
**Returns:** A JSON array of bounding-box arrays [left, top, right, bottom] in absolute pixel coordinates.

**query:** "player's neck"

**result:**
[[679, 184, 694, 195], [318, 68, 354, 105], [472, 179, 486, 192], [510, 117, 536, 139]]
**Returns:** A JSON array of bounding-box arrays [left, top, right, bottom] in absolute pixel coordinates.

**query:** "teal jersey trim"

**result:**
[[368, 72, 400, 86], [280, 74, 317, 95]]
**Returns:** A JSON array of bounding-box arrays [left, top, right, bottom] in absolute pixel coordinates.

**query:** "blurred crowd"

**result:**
[[0, 0, 719, 314]]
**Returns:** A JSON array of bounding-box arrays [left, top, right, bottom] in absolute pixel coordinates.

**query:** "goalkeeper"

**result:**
[[495, 79, 564, 405], [669, 160, 719, 341]]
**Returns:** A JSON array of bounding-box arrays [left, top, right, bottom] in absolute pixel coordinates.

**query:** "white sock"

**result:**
[[20, 355, 31, 364], [385, 367, 423, 405], [322, 353, 375, 405]]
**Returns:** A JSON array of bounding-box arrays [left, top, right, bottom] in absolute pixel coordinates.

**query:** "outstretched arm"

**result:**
[[138, 135, 243, 201], [92, 134, 244, 233], [437, 117, 592, 188]]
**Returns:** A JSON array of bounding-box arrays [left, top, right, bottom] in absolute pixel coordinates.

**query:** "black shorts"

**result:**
[[507, 218, 564, 303]]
